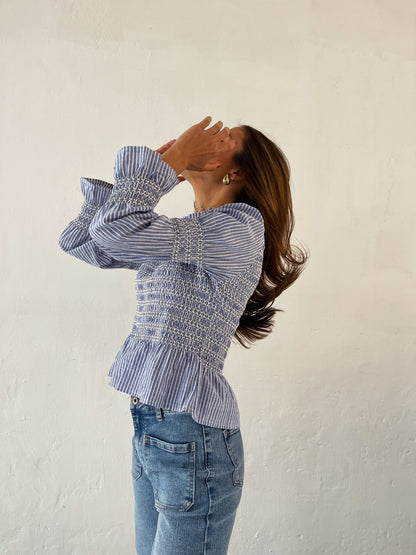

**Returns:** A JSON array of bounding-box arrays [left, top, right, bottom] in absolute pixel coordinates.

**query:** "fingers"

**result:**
[[197, 117, 229, 137], [217, 126, 229, 138], [209, 120, 224, 133], [161, 139, 176, 150], [198, 116, 212, 127], [205, 121, 227, 137], [155, 139, 176, 154], [198, 116, 224, 133]]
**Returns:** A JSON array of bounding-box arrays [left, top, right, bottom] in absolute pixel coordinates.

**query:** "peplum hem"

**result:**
[[107, 334, 240, 430]]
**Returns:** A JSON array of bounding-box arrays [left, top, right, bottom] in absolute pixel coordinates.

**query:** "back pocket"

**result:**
[[144, 434, 196, 511], [223, 428, 244, 487]]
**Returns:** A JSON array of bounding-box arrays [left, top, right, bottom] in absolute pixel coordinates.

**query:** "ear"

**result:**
[[230, 169, 244, 182]]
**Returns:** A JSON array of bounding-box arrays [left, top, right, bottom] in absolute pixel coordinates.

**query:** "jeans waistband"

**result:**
[[130, 396, 165, 420]]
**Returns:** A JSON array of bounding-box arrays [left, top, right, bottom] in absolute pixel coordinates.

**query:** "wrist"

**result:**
[[161, 147, 188, 176]]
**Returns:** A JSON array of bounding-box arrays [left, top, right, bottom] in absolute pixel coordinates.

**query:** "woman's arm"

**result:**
[[58, 117, 232, 271], [58, 177, 142, 270]]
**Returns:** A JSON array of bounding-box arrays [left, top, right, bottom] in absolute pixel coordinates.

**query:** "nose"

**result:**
[[225, 127, 237, 145]]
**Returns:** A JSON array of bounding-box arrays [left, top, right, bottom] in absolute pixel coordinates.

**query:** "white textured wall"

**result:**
[[1, 1, 415, 553]]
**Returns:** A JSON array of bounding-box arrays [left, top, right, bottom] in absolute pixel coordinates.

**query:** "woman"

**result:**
[[58, 116, 308, 554]]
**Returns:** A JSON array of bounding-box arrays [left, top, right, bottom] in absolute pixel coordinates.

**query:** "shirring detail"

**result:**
[[111, 175, 163, 208], [171, 218, 204, 266], [74, 200, 101, 229], [130, 253, 263, 376]]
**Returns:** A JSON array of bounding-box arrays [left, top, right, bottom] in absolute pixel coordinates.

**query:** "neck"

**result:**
[[193, 200, 230, 212], [182, 169, 237, 213], [193, 191, 236, 213]]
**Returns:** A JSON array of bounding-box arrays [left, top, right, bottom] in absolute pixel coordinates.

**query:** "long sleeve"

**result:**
[[58, 177, 142, 270], [89, 146, 265, 280]]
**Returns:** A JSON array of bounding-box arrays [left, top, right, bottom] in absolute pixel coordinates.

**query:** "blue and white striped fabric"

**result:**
[[58, 146, 265, 429]]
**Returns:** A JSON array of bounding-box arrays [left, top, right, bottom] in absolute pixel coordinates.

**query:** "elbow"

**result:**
[[58, 231, 72, 253], [89, 219, 119, 253], [89, 208, 122, 251], [89, 220, 108, 248]]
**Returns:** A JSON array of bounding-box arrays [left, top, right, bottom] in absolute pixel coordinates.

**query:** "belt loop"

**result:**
[[156, 407, 164, 421]]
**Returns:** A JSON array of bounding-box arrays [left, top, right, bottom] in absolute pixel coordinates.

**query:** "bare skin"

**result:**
[[156, 117, 246, 212]]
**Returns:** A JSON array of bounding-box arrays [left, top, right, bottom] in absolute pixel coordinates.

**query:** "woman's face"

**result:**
[[216, 125, 245, 165], [207, 125, 246, 180], [182, 125, 246, 183]]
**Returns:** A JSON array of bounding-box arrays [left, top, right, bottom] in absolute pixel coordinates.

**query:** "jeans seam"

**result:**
[[202, 426, 213, 554]]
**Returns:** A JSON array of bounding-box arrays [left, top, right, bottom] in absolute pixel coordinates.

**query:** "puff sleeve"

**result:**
[[58, 177, 142, 270]]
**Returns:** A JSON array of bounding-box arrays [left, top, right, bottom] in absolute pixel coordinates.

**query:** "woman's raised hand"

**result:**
[[175, 116, 232, 172], [158, 117, 233, 176]]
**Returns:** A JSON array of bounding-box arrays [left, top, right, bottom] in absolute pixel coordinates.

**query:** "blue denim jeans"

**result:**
[[129, 396, 244, 555]]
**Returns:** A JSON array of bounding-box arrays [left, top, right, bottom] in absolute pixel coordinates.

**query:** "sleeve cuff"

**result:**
[[111, 146, 180, 209], [80, 177, 113, 204], [72, 177, 114, 229], [113, 146, 180, 188]]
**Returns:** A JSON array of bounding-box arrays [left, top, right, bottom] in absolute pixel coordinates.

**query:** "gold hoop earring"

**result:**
[[223, 174, 230, 185]]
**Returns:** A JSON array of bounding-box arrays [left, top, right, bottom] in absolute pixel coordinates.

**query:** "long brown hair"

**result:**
[[232, 124, 310, 348]]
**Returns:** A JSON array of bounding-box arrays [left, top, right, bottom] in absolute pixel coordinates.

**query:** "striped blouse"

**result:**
[[58, 146, 265, 429]]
